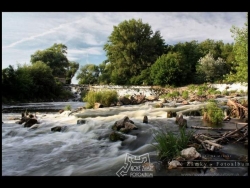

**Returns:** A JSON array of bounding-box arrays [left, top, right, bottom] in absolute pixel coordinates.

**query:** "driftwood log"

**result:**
[[227, 99, 248, 119], [193, 123, 248, 151]]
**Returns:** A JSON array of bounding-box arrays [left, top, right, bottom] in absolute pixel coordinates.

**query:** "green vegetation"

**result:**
[[202, 101, 224, 124], [152, 127, 194, 160], [182, 90, 189, 100], [64, 105, 72, 111], [226, 13, 248, 83], [31, 43, 79, 84], [83, 90, 118, 109]]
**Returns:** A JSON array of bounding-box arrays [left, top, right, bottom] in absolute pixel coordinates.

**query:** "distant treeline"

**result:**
[[2, 15, 248, 103]]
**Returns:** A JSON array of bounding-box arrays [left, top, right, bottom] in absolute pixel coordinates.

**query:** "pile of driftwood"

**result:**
[[192, 123, 248, 151], [227, 99, 248, 120]]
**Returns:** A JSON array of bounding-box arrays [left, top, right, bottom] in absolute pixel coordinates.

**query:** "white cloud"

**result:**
[[2, 12, 247, 72]]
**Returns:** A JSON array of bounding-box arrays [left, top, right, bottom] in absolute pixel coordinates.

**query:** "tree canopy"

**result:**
[[30, 43, 79, 83], [103, 18, 166, 85]]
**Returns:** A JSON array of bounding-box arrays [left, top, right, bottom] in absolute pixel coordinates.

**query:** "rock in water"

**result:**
[[24, 119, 38, 128], [143, 115, 148, 123]]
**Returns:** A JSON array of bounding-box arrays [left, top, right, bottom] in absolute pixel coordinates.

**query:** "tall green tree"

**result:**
[[103, 19, 165, 85], [150, 52, 183, 86], [171, 41, 202, 84], [76, 64, 100, 85], [226, 13, 248, 82], [30, 43, 79, 83]]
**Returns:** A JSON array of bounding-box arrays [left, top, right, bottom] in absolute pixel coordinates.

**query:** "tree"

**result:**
[[226, 13, 248, 82], [150, 52, 183, 86], [27, 61, 58, 99], [103, 19, 165, 85], [171, 41, 202, 84], [31, 43, 77, 80], [76, 64, 100, 85], [196, 52, 229, 83]]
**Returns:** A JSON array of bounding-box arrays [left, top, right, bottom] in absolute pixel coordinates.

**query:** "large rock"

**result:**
[[181, 147, 201, 160], [146, 95, 158, 101], [175, 114, 187, 128], [112, 116, 137, 133], [77, 119, 86, 124], [51, 126, 68, 132], [168, 160, 182, 169], [143, 115, 148, 123], [24, 119, 38, 128], [130, 94, 145, 104], [118, 96, 131, 105], [109, 131, 125, 142]]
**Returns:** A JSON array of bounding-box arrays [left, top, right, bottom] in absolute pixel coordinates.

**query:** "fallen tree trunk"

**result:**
[[191, 125, 235, 131]]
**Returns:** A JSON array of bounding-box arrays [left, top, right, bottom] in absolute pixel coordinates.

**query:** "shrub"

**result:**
[[182, 91, 189, 100], [202, 101, 224, 124], [84, 90, 118, 109], [152, 126, 194, 161], [64, 105, 71, 111]]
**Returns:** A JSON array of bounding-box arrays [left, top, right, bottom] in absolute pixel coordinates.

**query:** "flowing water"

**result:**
[[2, 101, 248, 176]]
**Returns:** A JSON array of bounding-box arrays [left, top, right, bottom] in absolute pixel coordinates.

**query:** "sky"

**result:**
[[2, 12, 247, 84]]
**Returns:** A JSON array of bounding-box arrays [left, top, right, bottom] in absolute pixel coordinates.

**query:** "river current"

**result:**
[[2, 101, 248, 176]]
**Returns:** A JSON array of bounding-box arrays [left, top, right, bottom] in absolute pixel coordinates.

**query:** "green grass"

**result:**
[[182, 90, 189, 100], [152, 126, 194, 161], [83, 90, 118, 109], [64, 105, 71, 111], [202, 101, 224, 124]]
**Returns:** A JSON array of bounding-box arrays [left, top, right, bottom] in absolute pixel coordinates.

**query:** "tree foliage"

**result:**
[[30, 43, 79, 83], [150, 52, 183, 86], [103, 18, 165, 85], [76, 64, 100, 85], [196, 52, 229, 83], [226, 13, 248, 82]]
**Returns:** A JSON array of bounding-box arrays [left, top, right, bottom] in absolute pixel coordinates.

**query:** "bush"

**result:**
[[84, 90, 118, 109], [182, 91, 189, 100], [152, 126, 194, 161], [64, 105, 71, 111], [202, 101, 224, 124]]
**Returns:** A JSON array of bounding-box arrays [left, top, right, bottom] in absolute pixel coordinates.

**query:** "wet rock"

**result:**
[[109, 131, 125, 142], [143, 115, 148, 123], [51, 126, 68, 132], [112, 116, 137, 133], [59, 109, 64, 114], [146, 95, 158, 101], [181, 147, 201, 160], [77, 119, 86, 124], [94, 103, 104, 109], [118, 96, 131, 105], [24, 119, 38, 128], [168, 160, 182, 169], [182, 100, 189, 105], [175, 114, 187, 128]]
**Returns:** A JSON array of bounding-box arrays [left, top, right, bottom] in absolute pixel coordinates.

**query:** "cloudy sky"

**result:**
[[2, 12, 247, 84]]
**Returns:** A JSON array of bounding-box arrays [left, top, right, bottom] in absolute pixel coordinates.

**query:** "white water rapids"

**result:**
[[2, 100, 248, 176]]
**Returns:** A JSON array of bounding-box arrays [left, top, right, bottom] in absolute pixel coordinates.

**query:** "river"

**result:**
[[2, 101, 248, 176]]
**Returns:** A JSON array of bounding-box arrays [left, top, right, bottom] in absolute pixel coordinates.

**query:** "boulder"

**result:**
[[118, 96, 131, 105], [77, 119, 86, 124], [109, 131, 125, 142], [24, 119, 38, 128], [168, 160, 182, 169], [181, 147, 201, 160], [143, 115, 148, 123]]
